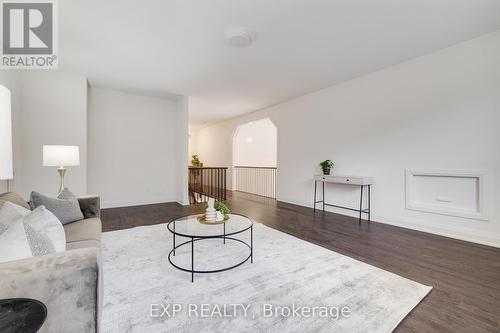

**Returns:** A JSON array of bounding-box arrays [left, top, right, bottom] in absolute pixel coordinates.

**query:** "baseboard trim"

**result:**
[[277, 197, 500, 248], [371, 213, 500, 248], [101, 197, 178, 209]]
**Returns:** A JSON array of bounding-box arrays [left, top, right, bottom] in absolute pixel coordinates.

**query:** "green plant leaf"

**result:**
[[319, 159, 334, 168], [214, 201, 230, 214]]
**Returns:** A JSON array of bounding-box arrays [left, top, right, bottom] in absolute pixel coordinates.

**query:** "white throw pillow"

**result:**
[[24, 205, 66, 254], [0, 202, 33, 263], [0, 201, 66, 260], [7, 201, 32, 216]]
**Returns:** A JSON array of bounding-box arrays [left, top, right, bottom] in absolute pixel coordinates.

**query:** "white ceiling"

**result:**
[[60, 0, 500, 128]]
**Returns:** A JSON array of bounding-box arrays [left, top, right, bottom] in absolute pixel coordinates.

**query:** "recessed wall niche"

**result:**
[[405, 169, 488, 221]]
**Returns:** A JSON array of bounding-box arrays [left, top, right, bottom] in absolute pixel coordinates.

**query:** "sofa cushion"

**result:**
[[30, 189, 84, 224], [0, 192, 30, 210], [66, 239, 101, 250], [64, 218, 101, 244]]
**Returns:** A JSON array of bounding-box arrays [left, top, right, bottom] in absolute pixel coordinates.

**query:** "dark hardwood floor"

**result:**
[[101, 191, 500, 333]]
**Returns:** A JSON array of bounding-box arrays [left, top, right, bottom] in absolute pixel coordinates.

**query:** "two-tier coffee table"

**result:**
[[167, 213, 253, 282]]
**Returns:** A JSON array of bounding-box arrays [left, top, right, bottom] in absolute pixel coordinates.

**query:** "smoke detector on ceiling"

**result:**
[[224, 27, 257, 47]]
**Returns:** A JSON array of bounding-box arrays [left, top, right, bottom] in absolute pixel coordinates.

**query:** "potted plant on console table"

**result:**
[[319, 160, 334, 175]]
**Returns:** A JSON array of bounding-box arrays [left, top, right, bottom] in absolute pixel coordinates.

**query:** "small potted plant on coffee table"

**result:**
[[214, 201, 230, 221], [319, 160, 334, 175]]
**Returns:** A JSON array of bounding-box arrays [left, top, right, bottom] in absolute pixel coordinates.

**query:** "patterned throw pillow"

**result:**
[[30, 188, 83, 224], [24, 223, 56, 255], [0, 201, 66, 261], [0, 202, 33, 263], [23, 205, 66, 254]]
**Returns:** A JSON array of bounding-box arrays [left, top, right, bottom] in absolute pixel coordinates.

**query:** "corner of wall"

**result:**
[[176, 95, 189, 205]]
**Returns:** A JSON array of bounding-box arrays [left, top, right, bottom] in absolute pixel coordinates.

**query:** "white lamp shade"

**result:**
[[0, 85, 13, 180], [43, 145, 80, 167]]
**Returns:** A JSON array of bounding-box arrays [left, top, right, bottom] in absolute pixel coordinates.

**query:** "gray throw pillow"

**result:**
[[30, 188, 83, 224]]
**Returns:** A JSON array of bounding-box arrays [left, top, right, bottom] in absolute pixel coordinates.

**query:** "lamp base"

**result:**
[[57, 167, 66, 195]]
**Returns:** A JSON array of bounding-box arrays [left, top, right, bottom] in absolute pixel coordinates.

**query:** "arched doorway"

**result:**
[[232, 118, 277, 198]]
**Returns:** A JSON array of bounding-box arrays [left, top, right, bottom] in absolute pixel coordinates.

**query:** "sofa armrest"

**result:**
[[78, 195, 101, 219], [0, 248, 100, 333]]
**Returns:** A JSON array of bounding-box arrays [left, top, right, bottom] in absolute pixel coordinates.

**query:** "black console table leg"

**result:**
[[322, 181, 325, 212], [313, 181, 317, 214], [359, 185, 364, 224], [368, 185, 371, 222]]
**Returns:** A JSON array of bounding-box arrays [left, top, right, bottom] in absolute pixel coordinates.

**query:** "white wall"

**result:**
[[188, 128, 198, 162], [0, 73, 188, 207], [88, 87, 181, 208], [196, 31, 500, 247], [233, 118, 277, 167], [0, 71, 88, 198], [18, 72, 88, 198]]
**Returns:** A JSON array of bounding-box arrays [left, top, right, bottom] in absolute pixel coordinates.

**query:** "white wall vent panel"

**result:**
[[405, 169, 488, 221]]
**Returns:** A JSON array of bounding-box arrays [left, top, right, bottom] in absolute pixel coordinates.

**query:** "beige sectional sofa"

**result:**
[[0, 195, 103, 333]]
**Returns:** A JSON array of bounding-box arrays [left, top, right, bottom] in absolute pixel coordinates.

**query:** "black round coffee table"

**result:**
[[167, 213, 253, 282], [0, 298, 47, 333]]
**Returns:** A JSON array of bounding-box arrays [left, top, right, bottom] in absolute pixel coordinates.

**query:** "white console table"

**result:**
[[313, 175, 374, 224]]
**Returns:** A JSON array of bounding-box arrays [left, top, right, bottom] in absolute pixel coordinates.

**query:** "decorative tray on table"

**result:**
[[197, 214, 230, 225]]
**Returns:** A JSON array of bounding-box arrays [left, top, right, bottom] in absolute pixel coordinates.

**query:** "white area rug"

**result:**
[[101, 222, 431, 333]]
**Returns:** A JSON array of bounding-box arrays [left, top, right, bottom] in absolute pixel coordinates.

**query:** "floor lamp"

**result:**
[[0, 85, 13, 191]]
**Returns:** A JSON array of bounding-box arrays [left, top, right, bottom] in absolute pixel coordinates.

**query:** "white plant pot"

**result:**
[[215, 211, 224, 222]]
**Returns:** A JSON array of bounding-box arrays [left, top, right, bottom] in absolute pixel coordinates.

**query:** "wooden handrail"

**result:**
[[189, 166, 228, 169], [234, 166, 277, 169]]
